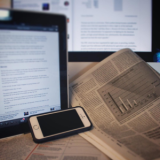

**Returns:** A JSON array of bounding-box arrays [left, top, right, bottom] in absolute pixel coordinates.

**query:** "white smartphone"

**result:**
[[28, 106, 92, 143]]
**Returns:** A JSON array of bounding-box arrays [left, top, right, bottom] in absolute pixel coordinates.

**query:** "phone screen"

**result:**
[[37, 110, 84, 137]]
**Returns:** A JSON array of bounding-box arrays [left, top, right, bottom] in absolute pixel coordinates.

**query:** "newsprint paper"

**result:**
[[70, 48, 160, 160], [0, 133, 110, 160]]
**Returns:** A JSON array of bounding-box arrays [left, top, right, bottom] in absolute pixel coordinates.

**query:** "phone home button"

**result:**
[[33, 125, 39, 130]]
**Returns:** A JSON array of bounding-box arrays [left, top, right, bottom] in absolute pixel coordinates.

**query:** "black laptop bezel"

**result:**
[[0, 9, 68, 138]]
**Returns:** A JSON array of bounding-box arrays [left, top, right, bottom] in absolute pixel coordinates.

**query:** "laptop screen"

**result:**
[[0, 18, 61, 128]]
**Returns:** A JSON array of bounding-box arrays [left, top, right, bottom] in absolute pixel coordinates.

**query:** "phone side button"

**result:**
[[33, 125, 39, 130]]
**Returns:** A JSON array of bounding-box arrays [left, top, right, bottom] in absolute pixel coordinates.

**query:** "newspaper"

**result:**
[[0, 133, 110, 160], [69, 48, 160, 160]]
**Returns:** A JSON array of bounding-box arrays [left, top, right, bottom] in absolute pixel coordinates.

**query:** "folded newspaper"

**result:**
[[69, 48, 160, 160]]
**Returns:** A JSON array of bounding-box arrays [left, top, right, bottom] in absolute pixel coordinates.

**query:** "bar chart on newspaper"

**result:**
[[98, 62, 160, 123]]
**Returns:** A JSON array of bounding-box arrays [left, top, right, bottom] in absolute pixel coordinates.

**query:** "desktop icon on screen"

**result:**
[[20, 118, 25, 122], [50, 107, 55, 111], [64, 1, 69, 6], [42, 3, 50, 10], [24, 112, 29, 116]]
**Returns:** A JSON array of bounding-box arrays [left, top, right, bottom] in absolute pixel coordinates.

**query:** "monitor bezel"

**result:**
[[0, 9, 68, 138]]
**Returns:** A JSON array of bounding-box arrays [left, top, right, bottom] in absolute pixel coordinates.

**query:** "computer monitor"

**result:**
[[11, 0, 155, 62]]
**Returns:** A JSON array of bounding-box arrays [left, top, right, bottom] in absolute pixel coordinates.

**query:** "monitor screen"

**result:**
[[12, 0, 152, 54]]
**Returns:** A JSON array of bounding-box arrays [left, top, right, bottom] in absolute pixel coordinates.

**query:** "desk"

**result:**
[[68, 62, 97, 82]]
